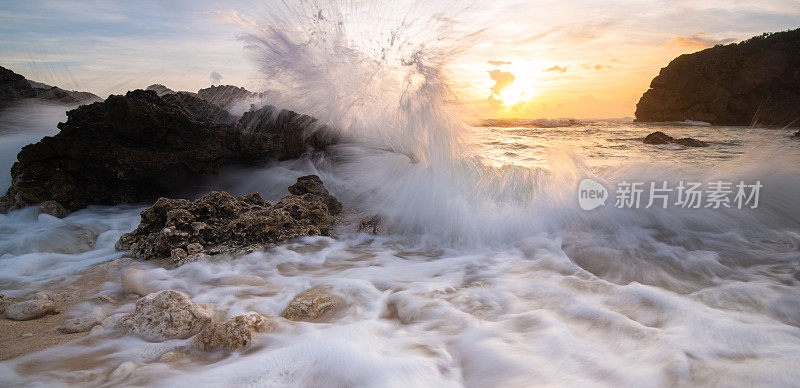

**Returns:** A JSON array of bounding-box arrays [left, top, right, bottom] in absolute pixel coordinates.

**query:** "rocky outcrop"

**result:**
[[27, 80, 101, 104], [1, 89, 330, 212], [193, 314, 270, 351], [196, 85, 255, 109], [160, 92, 236, 124], [643, 131, 709, 147], [117, 290, 212, 341], [145, 84, 176, 96], [673, 137, 708, 147], [1, 66, 99, 108], [0, 66, 37, 107], [635, 29, 800, 127], [115, 175, 342, 264], [281, 285, 344, 322]]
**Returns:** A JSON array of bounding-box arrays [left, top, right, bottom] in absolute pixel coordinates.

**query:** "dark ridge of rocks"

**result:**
[[28, 80, 101, 104], [196, 85, 255, 109], [643, 131, 708, 147], [115, 175, 342, 264], [1, 90, 332, 212], [1, 66, 100, 107], [674, 137, 709, 147], [237, 104, 330, 160], [145, 84, 176, 97], [161, 92, 236, 124], [1, 66, 37, 107], [150, 84, 256, 110], [643, 131, 673, 145], [634, 29, 800, 127]]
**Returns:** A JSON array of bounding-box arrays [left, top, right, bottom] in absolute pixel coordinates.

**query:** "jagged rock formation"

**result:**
[[27, 80, 101, 104], [0, 66, 37, 106], [161, 92, 236, 124], [635, 29, 800, 127], [0, 66, 99, 107], [115, 175, 342, 263], [147, 84, 260, 111], [145, 84, 176, 96], [643, 131, 709, 147], [197, 85, 256, 109], [1, 90, 331, 212]]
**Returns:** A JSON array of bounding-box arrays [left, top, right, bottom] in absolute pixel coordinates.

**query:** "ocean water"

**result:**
[[2, 1, 800, 386]]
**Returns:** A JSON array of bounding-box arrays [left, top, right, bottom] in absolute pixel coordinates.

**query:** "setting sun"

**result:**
[[481, 60, 550, 114], [495, 82, 532, 108]]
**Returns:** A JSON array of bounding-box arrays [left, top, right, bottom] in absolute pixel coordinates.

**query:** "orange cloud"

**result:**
[[487, 60, 512, 66], [487, 70, 515, 96], [544, 65, 567, 73]]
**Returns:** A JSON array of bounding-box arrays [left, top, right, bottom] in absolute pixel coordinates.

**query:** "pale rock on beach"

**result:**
[[5, 299, 60, 321], [281, 285, 345, 322], [117, 290, 213, 341], [193, 313, 271, 351]]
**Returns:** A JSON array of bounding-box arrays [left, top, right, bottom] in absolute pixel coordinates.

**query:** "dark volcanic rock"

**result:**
[[1, 66, 37, 107], [145, 84, 176, 96], [643, 131, 674, 145], [1, 66, 99, 107], [643, 131, 708, 147], [238, 105, 333, 160], [161, 92, 235, 124], [197, 85, 254, 109], [635, 29, 800, 127], [1, 90, 329, 212], [28, 80, 100, 104], [115, 175, 340, 264], [288, 175, 342, 215], [674, 137, 709, 147]]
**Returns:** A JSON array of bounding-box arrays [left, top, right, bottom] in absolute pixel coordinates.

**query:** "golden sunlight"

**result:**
[[496, 82, 533, 108], [485, 62, 543, 111]]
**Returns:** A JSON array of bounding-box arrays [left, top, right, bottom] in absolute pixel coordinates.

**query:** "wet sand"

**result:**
[[0, 259, 129, 360]]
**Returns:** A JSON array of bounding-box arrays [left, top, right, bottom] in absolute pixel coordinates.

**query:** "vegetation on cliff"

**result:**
[[635, 29, 800, 127]]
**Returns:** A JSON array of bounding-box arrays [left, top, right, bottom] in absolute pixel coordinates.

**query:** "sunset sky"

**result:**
[[1, 0, 798, 119]]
